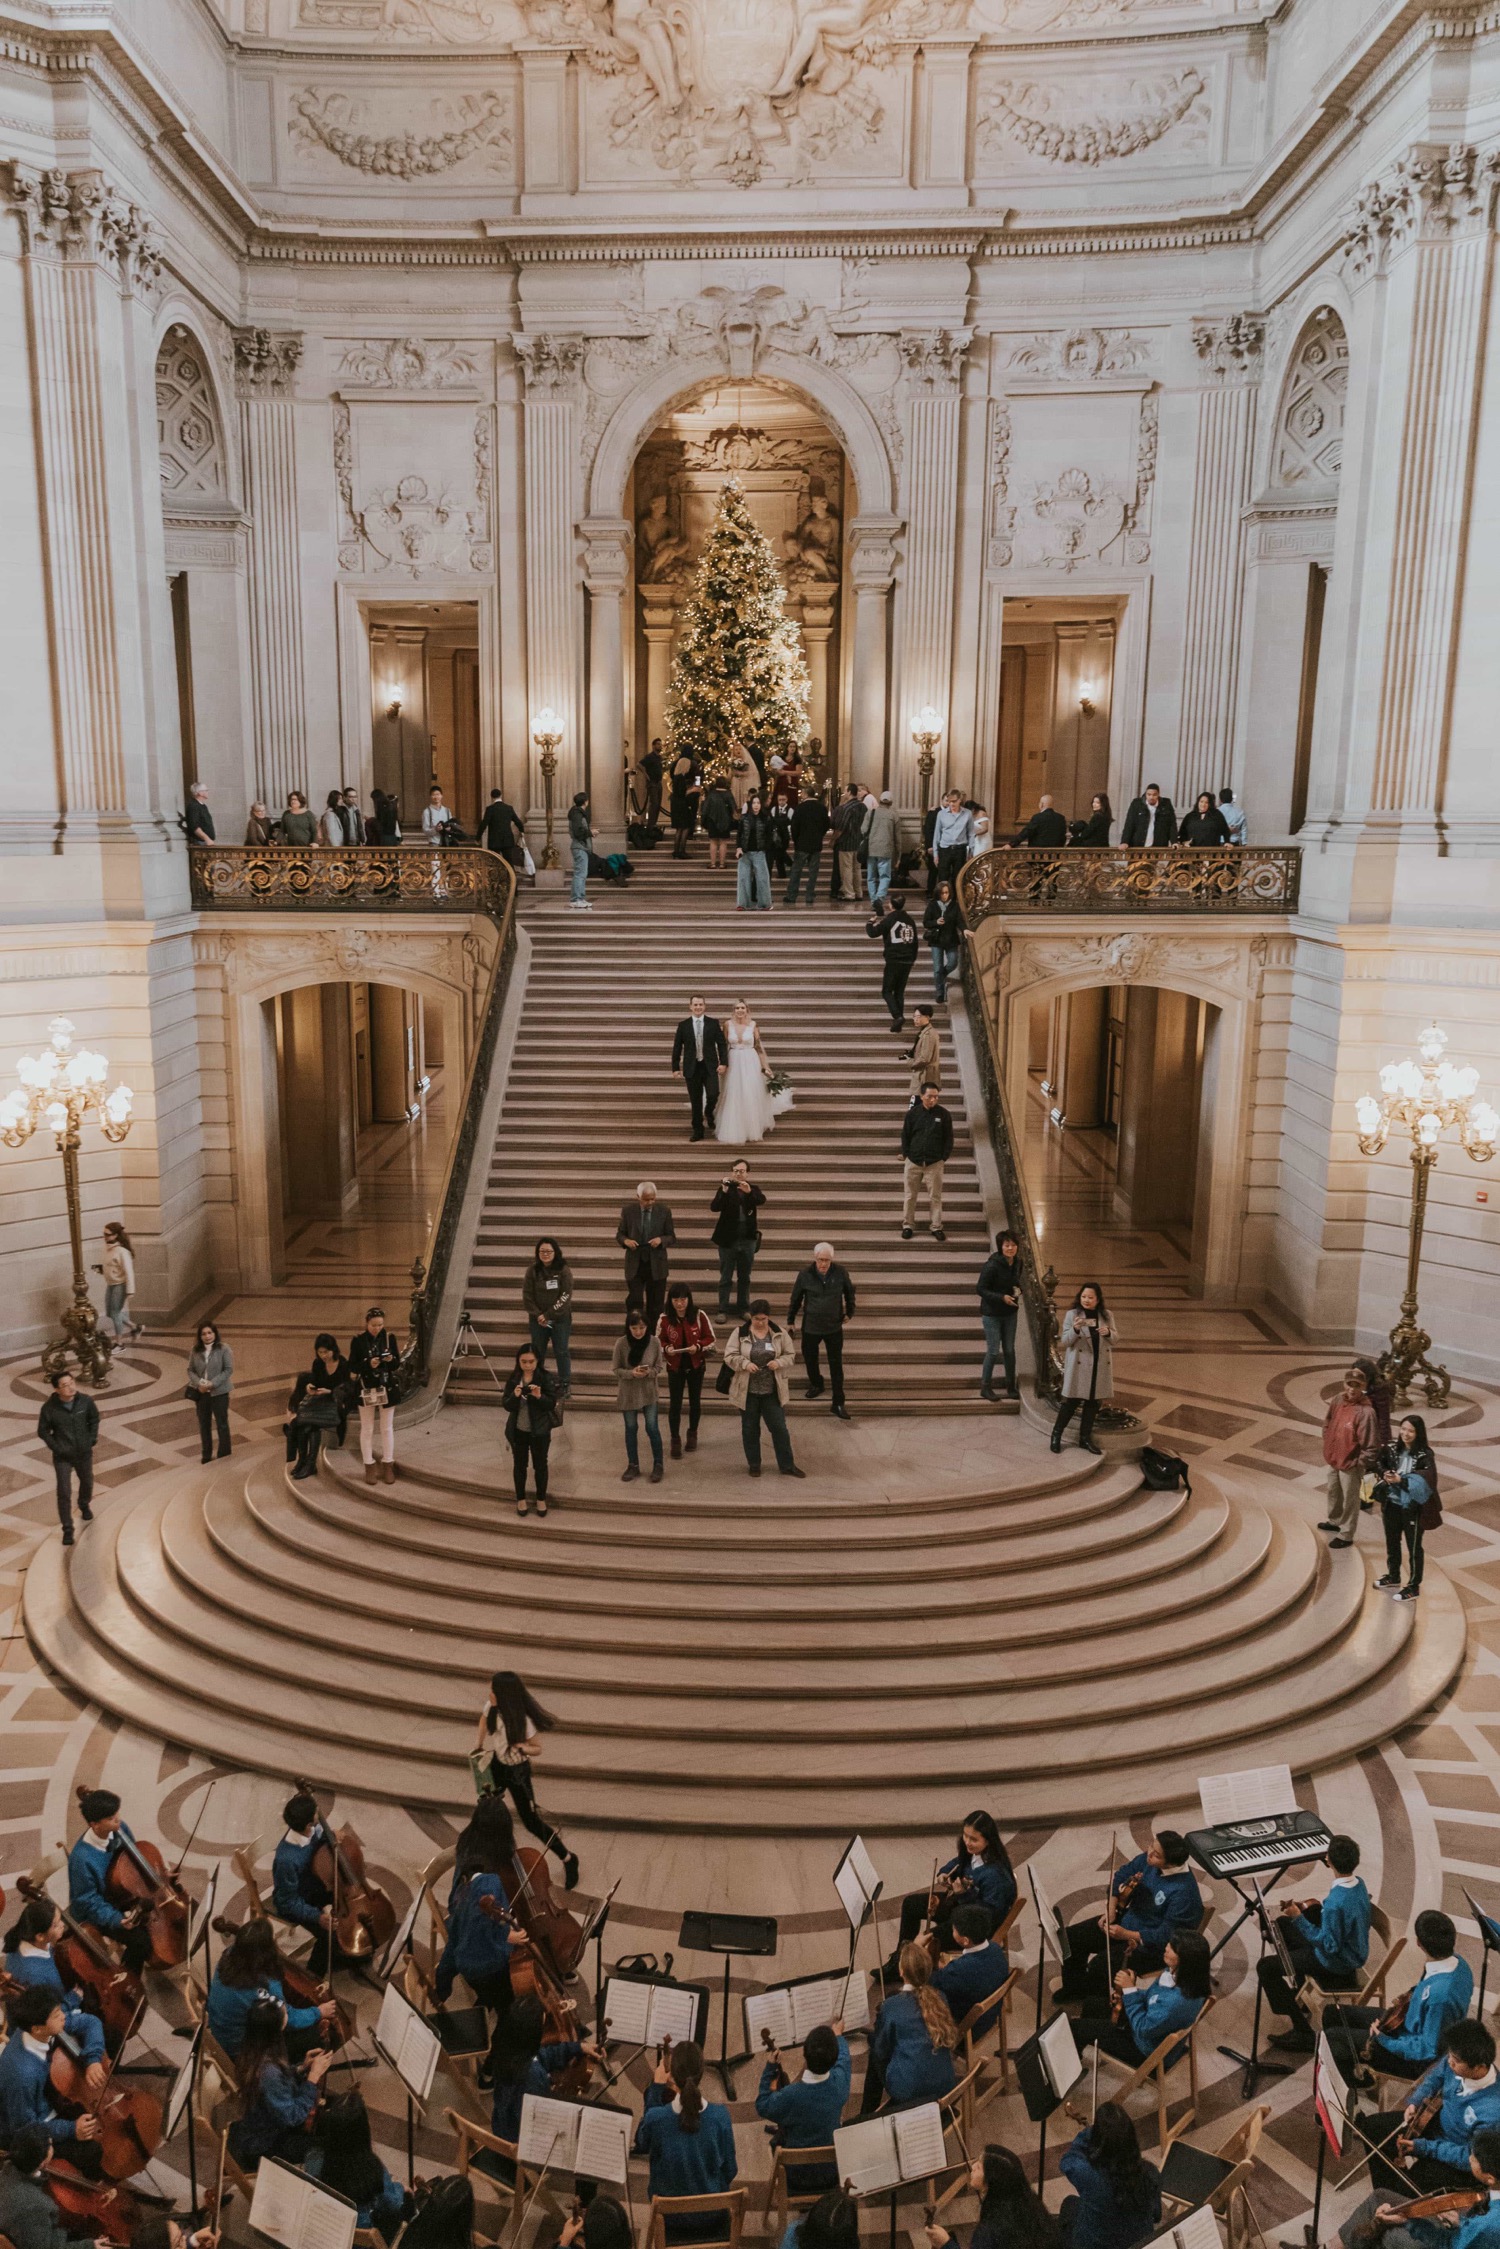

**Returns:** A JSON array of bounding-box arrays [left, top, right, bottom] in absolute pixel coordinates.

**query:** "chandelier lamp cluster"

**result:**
[[0, 1018, 134, 1384], [531, 706, 563, 872], [1354, 1022, 1497, 1407]]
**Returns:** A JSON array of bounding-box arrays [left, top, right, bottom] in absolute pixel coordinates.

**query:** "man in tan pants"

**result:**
[[905, 1006, 941, 1101], [900, 1085, 953, 1241], [1319, 1365, 1378, 1548]]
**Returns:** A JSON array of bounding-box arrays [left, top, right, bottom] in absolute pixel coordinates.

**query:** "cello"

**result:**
[[15, 1875, 143, 2053], [475, 1895, 598, 2098], [79, 1790, 191, 1972], [47, 2020, 165, 2183], [43, 2158, 140, 2246], [502, 1847, 584, 1981], [295, 1785, 398, 1962]]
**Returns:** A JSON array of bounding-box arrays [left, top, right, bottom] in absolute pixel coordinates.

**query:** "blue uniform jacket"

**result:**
[[435, 1874, 514, 2003], [755, 2037, 850, 2146], [4, 1949, 102, 2053], [207, 1974, 321, 2058], [1058, 2135, 1162, 2249], [933, 1943, 1011, 2037], [1406, 2060, 1500, 2173], [272, 1832, 331, 1934], [1113, 1857, 1200, 1954], [489, 2044, 581, 2146], [1380, 1960, 1475, 2066], [869, 1991, 957, 2106], [1120, 1976, 1204, 2065], [1292, 1879, 1371, 1981], [67, 1828, 135, 1937], [634, 2085, 739, 2199], [941, 1855, 1017, 1930], [0, 2033, 80, 2145], [228, 2059, 321, 2167]]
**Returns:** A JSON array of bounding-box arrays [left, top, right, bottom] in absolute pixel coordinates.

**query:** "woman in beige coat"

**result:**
[[612, 1309, 664, 1483], [1050, 1282, 1117, 1456], [722, 1298, 804, 1479]]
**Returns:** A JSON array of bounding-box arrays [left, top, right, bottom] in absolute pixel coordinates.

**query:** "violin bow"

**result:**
[[171, 1776, 219, 1884], [514, 2127, 566, 2234]]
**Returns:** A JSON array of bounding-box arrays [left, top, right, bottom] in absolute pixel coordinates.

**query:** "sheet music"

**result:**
[[249, 2159, 357, 2249], [744, 1989, 797, 2052], [833, 2116, 900, 2197], [376, 1884, 424, 1981], [893, 2103, 946, 2181], [602, 1977, 699, 2048], [574, 2106, 631, 2187], [165, 2025, 201, 2141], [831, 1970, 871, 2033], [1315, 2034, 1351, 2156], [1028, 1865, 1066, 1965], [300, 2190, 359, 2249], [1141, 2211, 1223, 2249], [516, 2095, 578, 2170], [1197, 1765, 1297, 1827], [187, 1865, 218, 1961], [375, 1977, 440, 2102], [1039, 2013, 1081, 2099]]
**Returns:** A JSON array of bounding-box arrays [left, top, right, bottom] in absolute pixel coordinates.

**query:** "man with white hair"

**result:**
[[616, 1180, 676, 1328], [788, 1243, 856, 1419], [184, 781, 215, 844]]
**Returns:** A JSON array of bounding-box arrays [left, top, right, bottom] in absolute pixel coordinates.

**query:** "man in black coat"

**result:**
[[784, 794, 830, 906], [1013, 793, 1067, 848], [711, 1158, 766, 1316], [671, 996, 729, 1141], [1121, 783, 1178, 847], [788, 1243, 856, 1418], [977, 1230, 1023, 1399], [617, 1183, 676, 1326], [866, 893, 921, 1032], [36, 1371, 99, 1546], [829, 782, 866, 902], [900, 1085, 954, 1241], [184, 783, 215, 843], [479, 789, 526, 867]]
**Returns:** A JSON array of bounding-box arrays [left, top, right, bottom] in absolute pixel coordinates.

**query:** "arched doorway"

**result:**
[[627, 379, 851, 781]]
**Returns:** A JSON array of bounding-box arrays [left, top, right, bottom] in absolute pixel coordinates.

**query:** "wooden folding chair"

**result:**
[[954, 1968, 1021, 2122], [447, 2108, 554, 2245], [645, 2189, 747, 2249], [924, 2057, 988, 2213], [233, 1841, 317, 1965], [1160, 2105, 1270, 2249], [1087, 1995, 1218, 2150], [1298, 1906, 1403, 2038], [994, 1896, 1025, 1953], [764, 2146, 837, 2230]]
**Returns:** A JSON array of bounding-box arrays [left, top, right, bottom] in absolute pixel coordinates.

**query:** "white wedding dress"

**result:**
[[716, 1020, 784, 1145]]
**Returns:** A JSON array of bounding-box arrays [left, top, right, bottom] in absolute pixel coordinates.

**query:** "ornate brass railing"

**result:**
[[959, 934, 1142, 1434], [959, 844, 1300, 919], [189, 843, 518, 1391]]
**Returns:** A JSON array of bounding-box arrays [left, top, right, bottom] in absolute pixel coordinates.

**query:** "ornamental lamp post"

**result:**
[[0, 1018, 135, 1384], [911, 707, 944, 815], [531, 707, 563, 871], [1354, 1022, 1498, 1406]]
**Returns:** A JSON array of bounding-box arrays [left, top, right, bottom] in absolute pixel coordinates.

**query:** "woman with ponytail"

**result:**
[[860, 1941, 959, 2114], [633, 2038, 738, 2238]]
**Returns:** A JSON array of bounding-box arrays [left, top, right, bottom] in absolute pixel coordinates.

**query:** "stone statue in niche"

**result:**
[[637, 492, 693, 581], [781, 491, 841, 579]]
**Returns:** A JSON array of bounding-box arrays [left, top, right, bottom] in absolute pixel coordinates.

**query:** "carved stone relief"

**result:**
[[1010, 930, 1258, 992], [0, 162, 161, 291], [1192, 313, 1265, 382], [1343, 142, 1500, 281], [333, 398, 494, 574], [156, 326, 228, 502], [996, 329, 1156, 381], [289, 88, 511, 176], [988, 386, 1155, 571], [234, 329, 303, 397], [332, 337, 486, 389], [975, 65, 1207, 165], [296, 0, 502, 41], [1270, 308, 1347, 489]]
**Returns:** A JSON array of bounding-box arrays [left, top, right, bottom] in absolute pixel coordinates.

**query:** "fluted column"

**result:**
[[516, 335, 585, 818], [892, 330, 968, 805], [847, 517, 901, 785], [580, 516, 632, 847], [1177, 314, 1264, 799], [234, 329, 308, 811]]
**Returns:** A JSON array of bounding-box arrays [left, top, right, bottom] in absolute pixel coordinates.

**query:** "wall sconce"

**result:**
[[911, 706, 944, 814], [532, 707, 563, 871], [1078, 682, 1098, 719]]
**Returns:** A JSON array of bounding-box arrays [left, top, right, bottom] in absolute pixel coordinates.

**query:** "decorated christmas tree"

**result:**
[[664, 481, 811, 785]]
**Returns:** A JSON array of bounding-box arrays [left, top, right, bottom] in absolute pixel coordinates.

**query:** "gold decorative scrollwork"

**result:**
[[958, 846, 1301, 921]]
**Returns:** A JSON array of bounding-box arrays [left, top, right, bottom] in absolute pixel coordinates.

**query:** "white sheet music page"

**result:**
[[516, 2094, 579, 2170], [602, 1978, 653, 2045], [1173, 2206, 1225, 2249], [647, 1985, 701, 2046], [791, 1978, 836, 2041], [744, 1989, 797, 2052], [834, 1971, 871, 2033], [893, 2103, 946, 2182], [833, 2116, 899, 2197], [249, 2158, 305, 2247], [574, 2106, 631, 2187], [1197, 1765, 1297, 1827], [1039, 2013, 1082, 2098], [1027, 1866, 1065, 1964], [297, 2182, 358, 2249]]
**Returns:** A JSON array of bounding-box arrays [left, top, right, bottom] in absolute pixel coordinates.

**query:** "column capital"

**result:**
[[579, 514, 632, 595], [233, 328, 303, 398], [1191, 312, 1266, 383], [514, 332, 585, 399], [897, 329, 972, 397], [1, 162, 161, 291], [847, 513, 904, 592], [1343, 141, 1500, 282]]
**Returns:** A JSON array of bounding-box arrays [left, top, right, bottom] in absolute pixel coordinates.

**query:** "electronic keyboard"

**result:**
[[1185, 1809, 1332, 1881]]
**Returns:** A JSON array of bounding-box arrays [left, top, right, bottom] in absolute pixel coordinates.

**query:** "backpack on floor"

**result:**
[[1140, 1445, 1191, 1495]]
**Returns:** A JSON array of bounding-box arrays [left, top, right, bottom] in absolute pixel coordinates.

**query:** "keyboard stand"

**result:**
[[1214, 1876, 1294, 2098]]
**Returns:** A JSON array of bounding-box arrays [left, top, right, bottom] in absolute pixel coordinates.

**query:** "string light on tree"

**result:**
[[1354, 1022, 1497, 1406], [665, 480, 810, 788]]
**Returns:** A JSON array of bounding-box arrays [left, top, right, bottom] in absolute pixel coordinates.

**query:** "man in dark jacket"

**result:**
[[710, 1160, 765, 1316], [788, 1244, 856, 1418], [866, 893, 921, 1031], [0, 2126, 86, 2249], [184, 782, 215, 844], [829, 782, 866, 902], [901, 1086, 954, 1241], [784, 795, 830, 906], [1121, 784, 1178, 847], [479, 789, 526, 867], [977, 1231, 1023, 1399], [1013, 793, 1067, 848], [37, 1371, 99, 1545], [618, 1182, 676, 1327]]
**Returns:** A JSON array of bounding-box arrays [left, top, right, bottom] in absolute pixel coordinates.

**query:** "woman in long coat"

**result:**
[[1050, 1283, 1117, 1456]]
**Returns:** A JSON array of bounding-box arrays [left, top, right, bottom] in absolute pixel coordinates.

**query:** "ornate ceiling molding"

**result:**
[[1342, 141, 1500, 281], [289, 87, 511, 175]]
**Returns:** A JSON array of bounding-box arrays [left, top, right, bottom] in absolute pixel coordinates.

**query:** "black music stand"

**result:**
[[1217, 1876, 1293, 2097], [1464, 1891, 1500, 2018], [678, 1909, 778, 2099]]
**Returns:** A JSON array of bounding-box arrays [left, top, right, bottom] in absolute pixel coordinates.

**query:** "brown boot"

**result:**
[[685, 1429, 698, 1453], [381, 1462, 396, 1484], [670, 1432, 682, 1460], [364, 1462, 377, 1485]]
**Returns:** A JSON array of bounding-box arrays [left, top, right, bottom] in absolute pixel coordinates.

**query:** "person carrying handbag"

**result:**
[[349, 1307, 401, 1485], [285, 1335, 352, 1481], [503, 1346, 562, 1517]]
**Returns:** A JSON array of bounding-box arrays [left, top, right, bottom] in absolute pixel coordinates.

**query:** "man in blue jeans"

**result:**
[[568, 790, 593, 910], [863, 789, 898, 904], [725, 1302, 805, 1480]]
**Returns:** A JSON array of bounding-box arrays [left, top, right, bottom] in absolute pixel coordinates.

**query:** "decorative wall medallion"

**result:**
[[1015, 467, 1129, 570], [289, 88, 510, 176], [997, 328, 1156, 381], [333, 399, 493, 574], [1271, 308, 1347, 489], [333, 337, 485, 389], [976, 66, 1206, 164]]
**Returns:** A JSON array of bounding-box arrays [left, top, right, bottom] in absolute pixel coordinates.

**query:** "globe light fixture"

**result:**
[[911, 706, 944, 814], [531, 706, 563, 871]]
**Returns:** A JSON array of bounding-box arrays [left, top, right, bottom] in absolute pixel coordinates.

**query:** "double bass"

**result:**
[[15, 1875, 142, 2053], [42, 2158, 140, 2246], [501, 1847, 584, 1982], [475, 1895, 597, 2098], [295, 1784, 397, 1962]]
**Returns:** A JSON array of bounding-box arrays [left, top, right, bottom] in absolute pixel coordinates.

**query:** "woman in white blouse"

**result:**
[[472, 1669, 579, 1889]]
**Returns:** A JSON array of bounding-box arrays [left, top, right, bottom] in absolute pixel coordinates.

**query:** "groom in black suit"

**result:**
[[671, 996, 729, 1141]]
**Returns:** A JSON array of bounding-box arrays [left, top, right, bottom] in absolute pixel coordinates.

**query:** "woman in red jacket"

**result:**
[[657, 1286, 716, 1460]]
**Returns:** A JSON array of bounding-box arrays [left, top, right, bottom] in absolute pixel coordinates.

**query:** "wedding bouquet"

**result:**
[[764, 1066, 795, 1117]]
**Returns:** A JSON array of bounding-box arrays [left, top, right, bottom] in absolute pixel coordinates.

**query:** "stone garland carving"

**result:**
[[1192, 312, 1265, 381], [997, 328, 1156, 381], [1271, 307, 1348, 489], [333, 397, 493, 575], [1, 162, 161, 290], [156, 326, 229, 502], [233, 328, 303, 397], [1009, 930, 1262, 989], [976, 66, 1206, 165], [1343, 141, 1500, 281], [333, 337, 485, 389], [289, 88, 510, 177], [986, 387, 1154, 573], [678, 424, 839, 476]]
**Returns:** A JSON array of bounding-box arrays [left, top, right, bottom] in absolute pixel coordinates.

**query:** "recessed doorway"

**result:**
[[365, 600, 482, 834]]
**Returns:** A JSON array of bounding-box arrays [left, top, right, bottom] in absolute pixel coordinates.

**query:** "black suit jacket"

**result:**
[[1122, 795, 1177, 847], [617, 1201, 676, 1279], [672, 1015, 728, 1076], [1018, 807, 1068, 847]]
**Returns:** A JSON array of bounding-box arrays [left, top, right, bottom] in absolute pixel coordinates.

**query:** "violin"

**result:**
[[211, 1914, 355, 2047], [296, 1785, 397, 1962], [1348, 2189, 1492, 2249], [501, 1847, 584, 1982], [1397, 2086, 1445, 2166], [43, 2157, 140, 2246], [15, 1875, 142, 2053], [1376, 1986, 1412, 2039], [48, 2025, 165, 2182], [759, 2026, 787, 2090], [79, 1791, 191, 1971]]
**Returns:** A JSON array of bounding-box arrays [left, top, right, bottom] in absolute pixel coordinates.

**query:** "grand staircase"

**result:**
[[451, 841, 996, 1411]]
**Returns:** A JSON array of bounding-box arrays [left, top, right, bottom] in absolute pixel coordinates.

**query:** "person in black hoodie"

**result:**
[[1178, 791, 1231, 846], [977, 1233, 1023, 1399], [867, 893, 921, 1031], [901, 1087, 954, 1241], [285, 1334, 353, 1480], [785, 793, 830, 905], [350, 1307, 401, 1486], [37, 1372, 99, 1546], [1070, 793, 1112, 846]]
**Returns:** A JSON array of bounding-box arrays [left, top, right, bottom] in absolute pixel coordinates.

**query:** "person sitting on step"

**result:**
[[1073, 1930, 1211, 2073], [1325, 1909, 1474, 2090], [755, 2021, 851, 2192], [1258, 1832, 1372, 2055], [933, 1903, 1012, 2039], [1054, 1830, 1202, 2008]]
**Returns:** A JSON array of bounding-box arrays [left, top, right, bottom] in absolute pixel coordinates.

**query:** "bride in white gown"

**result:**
[[716, 1001, 791, 1144]]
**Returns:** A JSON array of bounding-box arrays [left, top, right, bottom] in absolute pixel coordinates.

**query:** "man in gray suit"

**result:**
[[617, 1182, 677, 1327]]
